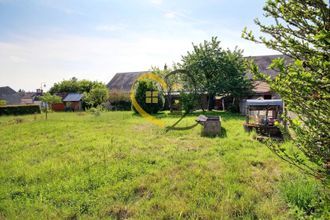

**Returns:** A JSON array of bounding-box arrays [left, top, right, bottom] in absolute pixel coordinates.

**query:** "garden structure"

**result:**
[[243, 99, 283, 137]]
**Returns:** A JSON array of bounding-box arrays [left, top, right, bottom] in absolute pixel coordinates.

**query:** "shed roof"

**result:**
[[246, 99, 283, 106], [107, 71, 150, 92], [63, 93, 83, 102]]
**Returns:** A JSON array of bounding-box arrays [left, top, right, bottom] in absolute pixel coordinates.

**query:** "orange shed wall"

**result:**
[[52, 103, 65, 111]]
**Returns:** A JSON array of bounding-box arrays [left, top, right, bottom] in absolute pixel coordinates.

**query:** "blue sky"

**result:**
[[0, 0, 277, 91]]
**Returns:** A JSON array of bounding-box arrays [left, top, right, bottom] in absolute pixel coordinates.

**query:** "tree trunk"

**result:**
[[208, 93, 215, 111]]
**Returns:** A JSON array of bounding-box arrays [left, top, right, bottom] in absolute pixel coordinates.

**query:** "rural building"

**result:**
[[107, 71, 150, 92], [21, 92, 35, 104], [0, 86, 21, 105], [20, 90, 43, 105], [51, 93, 68, 111], [63, 93, 84, 111], [106, 55, 290, 113]]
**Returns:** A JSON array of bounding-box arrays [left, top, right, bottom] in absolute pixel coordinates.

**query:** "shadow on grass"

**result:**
[[200, 126, 227, 138], [219, 126, 227, 138], [131, 110, 243, 120]]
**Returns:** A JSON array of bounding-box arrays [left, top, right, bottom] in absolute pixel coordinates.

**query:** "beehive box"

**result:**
[[196, 115, 221, 137]]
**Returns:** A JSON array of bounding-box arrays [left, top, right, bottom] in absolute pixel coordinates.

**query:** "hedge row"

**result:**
[[0, 105, 41, 116]]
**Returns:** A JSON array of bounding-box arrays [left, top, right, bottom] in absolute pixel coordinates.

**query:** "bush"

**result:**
[[132, 80, 164, 114], [0, 100, 6, 106], [111, 101, 131, 111], [180, 92, 196, 113], [87, 105, 105, 116], [0, 105, 41, 116], [280, 178, 330, 218], [109, 90, 131, 111]]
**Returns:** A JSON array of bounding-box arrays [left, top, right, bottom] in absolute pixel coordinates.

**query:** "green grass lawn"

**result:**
[[0, 111, 328, 219]]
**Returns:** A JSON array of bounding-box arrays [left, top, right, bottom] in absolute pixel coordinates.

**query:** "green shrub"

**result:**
[[108, 90, 131, 111], [180, 92, 196, 113], [111, 101, 131, 111], [87, 105, 105, 116], [132, 80, 164, 114], [0, 99, 6, 106], [0, 105, 41, 116], [280, 178, 330, 218]]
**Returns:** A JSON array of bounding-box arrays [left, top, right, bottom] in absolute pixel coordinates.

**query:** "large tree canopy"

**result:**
[[180, 37, 252, 110], [49, 77, 105, 95], [242, 0, 329, 180]]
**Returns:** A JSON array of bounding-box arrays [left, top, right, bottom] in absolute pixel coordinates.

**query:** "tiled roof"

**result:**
[[107, 71, 150, 92], [0, 86, 21, 105], [0, 86, 16, 95], [246, 54, 291, 79], [252, 81, 271, 93]]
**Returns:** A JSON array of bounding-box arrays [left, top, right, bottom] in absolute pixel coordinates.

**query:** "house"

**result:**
[[238, 54, 290, 114], [244, 54, 290, 99], [62, 93, 84, 111], [21, 92, 35, 104], [0, 86, 21, 105], [107, 71, 150, 92], [107, 71, 209, 110], [106, 55, 290, 112]]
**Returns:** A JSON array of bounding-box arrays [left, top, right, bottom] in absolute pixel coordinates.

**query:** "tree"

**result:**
[[0, 100, 6, 106], [83, 86, 109, 108], [49, 77, 104, 94], [180, 37, 252, 110], [151, 65, 184, 112], [132, 80, 164, 114], [242, 0, 329, 180], [49, 78, 109, 109], [40, 93, 62, 119]]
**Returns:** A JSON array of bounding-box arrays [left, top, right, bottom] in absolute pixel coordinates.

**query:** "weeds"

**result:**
[[279, 177, 330, 218], [0, 111, 328, 219]]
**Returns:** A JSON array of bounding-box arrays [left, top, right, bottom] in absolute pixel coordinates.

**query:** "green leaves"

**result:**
[[242, 0, 330, 181], [40, 93, 61, 105], [83, 87, 109, 108], [180, 37, 252, 110]]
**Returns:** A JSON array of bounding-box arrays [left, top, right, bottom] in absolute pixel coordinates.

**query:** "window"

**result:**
[[146, 91, 158, 104]]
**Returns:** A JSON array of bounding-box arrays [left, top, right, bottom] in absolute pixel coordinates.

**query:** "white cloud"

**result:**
[[150, 0, 163, 5], [95, 24, 125, 32], [164, 11, 176, 19], [0, 24, 276, 91], [0, 32, 199, 91], [9, 55, 27, 63]]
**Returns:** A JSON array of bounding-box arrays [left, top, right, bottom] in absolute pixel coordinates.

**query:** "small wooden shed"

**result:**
[[63, 93, 84, 111]]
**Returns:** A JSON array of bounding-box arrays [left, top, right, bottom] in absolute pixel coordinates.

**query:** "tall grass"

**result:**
[[0, 111, 328, 219], [280, 177, 330, 218]]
